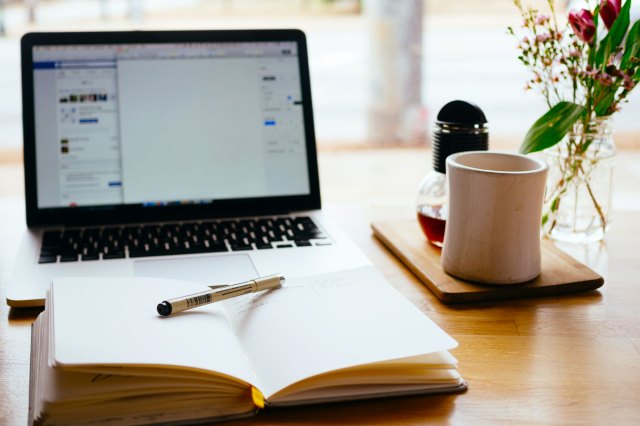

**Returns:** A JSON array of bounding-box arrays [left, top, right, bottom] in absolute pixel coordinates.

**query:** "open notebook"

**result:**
[[29, 267, 466, 425]]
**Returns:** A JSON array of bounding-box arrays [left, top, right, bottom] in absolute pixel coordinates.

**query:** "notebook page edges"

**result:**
[[33, 307, 257, 425], [221, 266, 459, 400]]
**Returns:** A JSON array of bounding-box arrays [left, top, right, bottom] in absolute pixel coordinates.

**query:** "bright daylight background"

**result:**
[[0, 0, 639, 155]]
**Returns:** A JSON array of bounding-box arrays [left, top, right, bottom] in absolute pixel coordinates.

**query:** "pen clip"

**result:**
[[207, 284, 229, 290]]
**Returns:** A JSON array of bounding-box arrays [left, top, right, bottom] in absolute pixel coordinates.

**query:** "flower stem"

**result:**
[[584, 173, 607, 229]]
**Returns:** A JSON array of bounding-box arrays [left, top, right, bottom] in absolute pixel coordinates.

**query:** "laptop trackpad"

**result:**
[[133, 254, 258, 286]]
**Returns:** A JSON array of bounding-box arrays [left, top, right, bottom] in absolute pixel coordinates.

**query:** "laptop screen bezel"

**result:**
[[21, 29, 321, 227]]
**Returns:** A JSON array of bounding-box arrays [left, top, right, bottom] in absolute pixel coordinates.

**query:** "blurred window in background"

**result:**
[[0, 0, 638, 156]]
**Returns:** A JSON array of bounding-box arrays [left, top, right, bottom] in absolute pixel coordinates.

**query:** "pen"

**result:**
[[156, 274, 284, 316]]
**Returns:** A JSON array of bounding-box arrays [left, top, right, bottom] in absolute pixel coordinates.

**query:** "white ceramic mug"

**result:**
[[441, 151, 549, 285]]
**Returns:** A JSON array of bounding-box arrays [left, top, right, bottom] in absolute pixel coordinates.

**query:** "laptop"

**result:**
[[7, 30, 370, 307]]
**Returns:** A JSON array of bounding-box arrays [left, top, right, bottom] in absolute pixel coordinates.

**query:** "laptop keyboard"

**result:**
[[38, 216, 331, 264]]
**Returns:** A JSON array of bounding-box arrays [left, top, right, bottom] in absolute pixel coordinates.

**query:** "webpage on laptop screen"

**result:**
[[31, 42, 311, 209]]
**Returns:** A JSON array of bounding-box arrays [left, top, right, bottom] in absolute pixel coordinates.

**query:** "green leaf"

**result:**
[[595, 90, 616, 117], [589, 5, 601, 66], [519, 102, 585, 154], [596, 0, 631, 67], [594, 85, 619, 116], [621, 20, 640, 69], [635, 68, 640, 80]]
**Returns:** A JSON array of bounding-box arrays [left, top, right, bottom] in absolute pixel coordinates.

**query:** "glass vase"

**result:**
[[542, 117, 616, 243]]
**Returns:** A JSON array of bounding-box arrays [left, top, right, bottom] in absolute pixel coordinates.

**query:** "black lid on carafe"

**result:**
[[433, 100, 489, 174]]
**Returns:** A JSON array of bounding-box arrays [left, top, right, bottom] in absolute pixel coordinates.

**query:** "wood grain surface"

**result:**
[[2, 148, 640, 425], [372, 220, 604, 303]]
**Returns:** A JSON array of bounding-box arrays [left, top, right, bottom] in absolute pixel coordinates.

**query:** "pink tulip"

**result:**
[[600, 0, 622, 29], [569, 9, 596, 44]]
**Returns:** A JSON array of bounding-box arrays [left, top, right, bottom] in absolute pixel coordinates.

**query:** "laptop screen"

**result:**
[[32, 41, 310, 209]]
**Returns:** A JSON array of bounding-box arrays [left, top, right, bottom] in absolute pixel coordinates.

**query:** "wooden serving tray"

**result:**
[[371, 220, 604, 304]]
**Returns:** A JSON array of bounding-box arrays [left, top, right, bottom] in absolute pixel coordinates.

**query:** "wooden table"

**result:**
[[2, 148, 640, 424]]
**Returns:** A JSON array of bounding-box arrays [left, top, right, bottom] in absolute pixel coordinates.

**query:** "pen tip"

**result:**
[[157, 301, 172, 316]]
